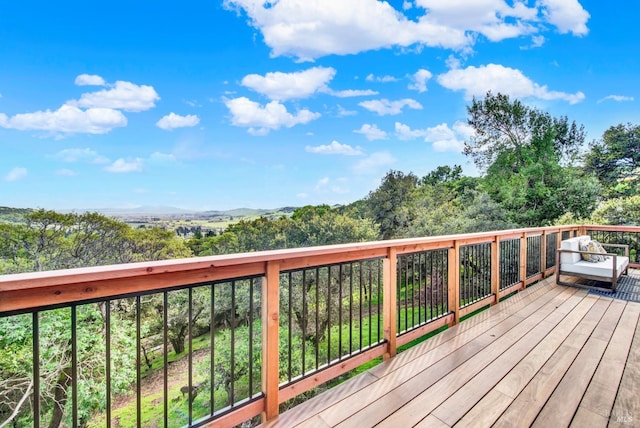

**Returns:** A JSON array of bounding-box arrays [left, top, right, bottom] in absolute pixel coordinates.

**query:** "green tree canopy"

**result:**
[[465, 91, 585, 171], [464, 92, 598, 226], [366, 170, 419, 240], [584, 123, 640, 198]]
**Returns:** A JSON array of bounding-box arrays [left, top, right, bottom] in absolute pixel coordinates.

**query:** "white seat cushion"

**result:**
[[561, 256, 629, 278]]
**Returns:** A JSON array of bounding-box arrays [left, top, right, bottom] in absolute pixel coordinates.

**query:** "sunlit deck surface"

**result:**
[[262, 272, 640, 428]]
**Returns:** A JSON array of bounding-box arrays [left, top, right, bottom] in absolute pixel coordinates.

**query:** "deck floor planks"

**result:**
[[608, 302, 640, 428], [454, 296, 617, 428], [263, 280, 567, 428], [531, 296, 625, 427], [301, 283, 573, 427], [370, 288, 589, 427], [492, 294, 616, 428], [437, 295, 611, 427], [260, 275, 640, 428], [570, 300, 638, 428]]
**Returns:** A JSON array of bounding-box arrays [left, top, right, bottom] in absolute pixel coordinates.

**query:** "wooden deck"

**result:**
[[262, 275, 640, 428]]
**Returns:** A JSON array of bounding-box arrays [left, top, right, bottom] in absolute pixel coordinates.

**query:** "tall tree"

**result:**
[[366, 170, 419, 239], [464, 92, 597, 226], [584, 123, 640, 197], [465, 91, 585, 171]]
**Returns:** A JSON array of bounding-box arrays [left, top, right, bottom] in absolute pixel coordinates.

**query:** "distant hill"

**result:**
[[202, 207, 297, 217], [0, 206, 33, 223], [0, 205, 299, 222]]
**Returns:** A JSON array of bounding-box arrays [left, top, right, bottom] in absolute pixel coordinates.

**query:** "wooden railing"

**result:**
[[1, 224, 610, 427]]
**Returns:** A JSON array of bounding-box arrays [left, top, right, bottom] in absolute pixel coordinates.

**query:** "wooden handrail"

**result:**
[[0, 226, 580, 314], [8, 224, 628, 427]]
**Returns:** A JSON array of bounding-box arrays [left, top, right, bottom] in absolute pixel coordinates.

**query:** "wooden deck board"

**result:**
[[571, 301, 638, 427], [608, 302, 640, 428], [260, 274, 640, 428], [444, 295, 610, 427]]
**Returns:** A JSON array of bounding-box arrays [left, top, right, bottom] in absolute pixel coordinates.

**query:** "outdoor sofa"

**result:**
[[556, 235, 629, 292]]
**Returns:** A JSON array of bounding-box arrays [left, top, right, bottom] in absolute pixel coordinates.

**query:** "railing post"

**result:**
[[448, 243, 460, 325], [383, 248, 397, 360], [520, 233, 528, 288], [491, 237, 499, 304], [262, 261, 280, 422], [541, 231, 548, 277]]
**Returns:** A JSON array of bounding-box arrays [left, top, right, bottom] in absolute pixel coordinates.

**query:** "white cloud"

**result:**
[[241, 67, 336, 101], [359, 98, 423, 115], [408, 69, 433, 93], [395, 120, 471, 152], [104, 158, 144, 173], [325, 88, 379, 98], [352, 151, 396, 173], [70, 80, 160, 112], [366, 74, 399, 83], [598, 95, 634, 103], [156, 113, 200, 130], [224, 0, 472, 60], [416, 1, 540, 41], [354, 124, 388, 141], [225, 97, 320, 135], [0, 77, 158, 136], [315, 176, 350, 194], [75, 74, 106, 86], [424, 123, 466, 152], [0, 105, 127, 134], [395, 122, 429, 140], [149, 152, 177, 163], [56, 168, 77, 176], [437, 64, 585, 104], [224, 0, 588, 60], [316, 177, 330, 188], [53, 148, 110, 164], [539, 0, 590, 35], [337, 105, 357, 117], [5, 167, 27, 182], [305, 140, 363, 155], [521, 35, 546, 49]]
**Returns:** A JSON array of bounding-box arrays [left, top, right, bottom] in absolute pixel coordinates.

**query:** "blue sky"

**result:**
[[1, 0, 637, 211]]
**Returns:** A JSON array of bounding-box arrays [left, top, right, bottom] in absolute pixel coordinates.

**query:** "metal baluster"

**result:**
[[33, 312, 40, 428], [327, 266, 332, 363], [248, 279, 254, 398], [210, 286, 215, 414], [315, 268, 319, 370], [106, 301, 112, 428], [188, 287, 193, 425], [71, 306, 78, 428], [164, 292, 169, 427], [136, 296, 141, 428], [338, 264, 343, 359], [287, 272, 292, 382], [359, 262, 363, 350], [349, 263, 353, 355], [302, 270, 307, 373], [230, 281, 236, 406]]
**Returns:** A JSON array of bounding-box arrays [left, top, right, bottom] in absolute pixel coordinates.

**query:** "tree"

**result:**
[[0, 306, 136, 428], [464, 92, 597, 226], [584, 123, 640, 198], [590, 195, 640, 225], [465, 91, 585, 171], [287, 206, 378, 247], [366, 170, 419, 239]]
